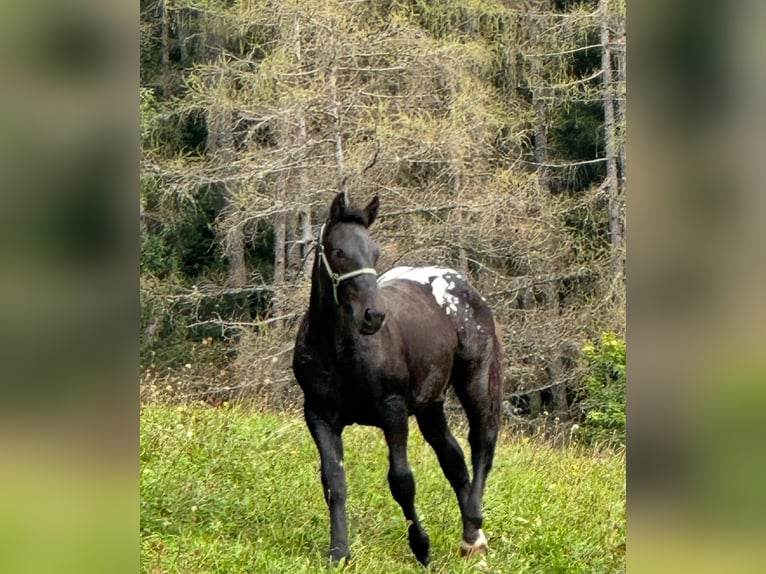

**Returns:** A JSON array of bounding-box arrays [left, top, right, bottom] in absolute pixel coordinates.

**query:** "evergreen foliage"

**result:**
[[140, 0, 626, 425]]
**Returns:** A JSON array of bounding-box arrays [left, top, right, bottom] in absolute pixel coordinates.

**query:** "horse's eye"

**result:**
[[334, 249, 345, 259]]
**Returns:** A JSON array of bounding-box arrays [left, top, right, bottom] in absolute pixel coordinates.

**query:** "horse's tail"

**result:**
[[488, 318, 504, 427]]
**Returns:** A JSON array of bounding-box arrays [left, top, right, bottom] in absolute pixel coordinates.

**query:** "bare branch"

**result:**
[[361, 141, 380, 176], [525, 43, 604, 58], [187, 313, 301, 330]]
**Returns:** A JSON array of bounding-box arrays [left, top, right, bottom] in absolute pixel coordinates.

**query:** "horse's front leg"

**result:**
[[304, 407, 349, 564], [381, 396, 431, 566]]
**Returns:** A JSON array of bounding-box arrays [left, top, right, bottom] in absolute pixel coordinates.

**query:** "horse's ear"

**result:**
[[364, 195, 380, 227], [329, 192, 348, 222]]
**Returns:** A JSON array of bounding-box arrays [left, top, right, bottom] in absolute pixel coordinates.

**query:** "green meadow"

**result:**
[[141, 404, 625, 573]]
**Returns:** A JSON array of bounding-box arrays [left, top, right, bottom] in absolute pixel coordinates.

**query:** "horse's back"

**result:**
[[378, 266, 496, 366]]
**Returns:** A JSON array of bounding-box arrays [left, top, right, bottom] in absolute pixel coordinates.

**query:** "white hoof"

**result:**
[[460, 529, 488, 557]]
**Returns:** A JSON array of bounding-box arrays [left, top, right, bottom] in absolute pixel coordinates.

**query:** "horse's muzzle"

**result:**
[[360, 308, 386, 335]]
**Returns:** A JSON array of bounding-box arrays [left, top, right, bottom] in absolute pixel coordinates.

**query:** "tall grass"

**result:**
[[141, 404, 625, 573]]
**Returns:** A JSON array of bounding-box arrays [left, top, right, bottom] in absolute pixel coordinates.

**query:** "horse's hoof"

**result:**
[[328, 550, 350, 568], [408, 525, 431, 566], [460, 529, 488, 558]]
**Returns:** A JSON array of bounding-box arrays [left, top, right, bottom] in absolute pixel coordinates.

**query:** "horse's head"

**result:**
[[319, 192, 385, 335]]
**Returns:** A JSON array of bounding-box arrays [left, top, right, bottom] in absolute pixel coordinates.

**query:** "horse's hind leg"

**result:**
[[452, 355, 501, 557], [415, 402, 475, 545]]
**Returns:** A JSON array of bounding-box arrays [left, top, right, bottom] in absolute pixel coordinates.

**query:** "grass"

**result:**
[[140, 403, 625, 573]]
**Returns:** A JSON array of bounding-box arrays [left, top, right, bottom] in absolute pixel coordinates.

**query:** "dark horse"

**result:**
[[292, 192, 503, 565]]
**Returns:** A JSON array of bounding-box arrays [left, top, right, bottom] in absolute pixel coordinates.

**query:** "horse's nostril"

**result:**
[[365, 309, 384, 323], [363, 309, 385, 332]]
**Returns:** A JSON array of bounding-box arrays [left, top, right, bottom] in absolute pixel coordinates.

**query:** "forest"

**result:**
[[139, 0, 626, 443]]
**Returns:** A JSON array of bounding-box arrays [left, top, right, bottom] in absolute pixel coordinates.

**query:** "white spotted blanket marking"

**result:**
[[378, 266, 464, 316]]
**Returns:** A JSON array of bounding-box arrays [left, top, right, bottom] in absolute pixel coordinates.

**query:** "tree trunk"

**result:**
[[533, 96, 551, 194], [328, 63, 346, 193], [615, 21, 627, 194], [298, 207, 313, 277], [176, 4, 187, 66], [446, 77, 468, 275], [527, 1, 552, 194], [224, 218, 247, 288], [207, 103, 247, 288], [601, 0, 624, 249], [295, 110, 313, 277], [547, 349, 573, 415], [290, 14, 314, 277], [159, 0, 170, 94], [273, 179, 287, 286], [451, 161, 469, 275]]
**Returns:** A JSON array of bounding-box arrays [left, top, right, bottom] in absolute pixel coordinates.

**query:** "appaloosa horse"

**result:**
[[292, 192, 503, 565]]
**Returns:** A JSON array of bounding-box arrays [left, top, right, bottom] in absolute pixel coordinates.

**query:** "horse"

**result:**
[[292, 192, 503, 566]]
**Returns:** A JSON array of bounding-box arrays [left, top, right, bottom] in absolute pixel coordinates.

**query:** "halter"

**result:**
[[317, 223, 378, 305]]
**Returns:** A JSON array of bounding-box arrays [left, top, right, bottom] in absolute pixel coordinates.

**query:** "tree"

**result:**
[[139, 0, 627, 424], [600, 0, 625, 250]]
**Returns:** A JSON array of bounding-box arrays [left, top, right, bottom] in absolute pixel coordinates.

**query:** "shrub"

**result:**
[[577, 332, 626, 446]]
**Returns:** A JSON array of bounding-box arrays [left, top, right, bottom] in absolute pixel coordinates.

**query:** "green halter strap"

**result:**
[[317, 224, 377, 305]]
